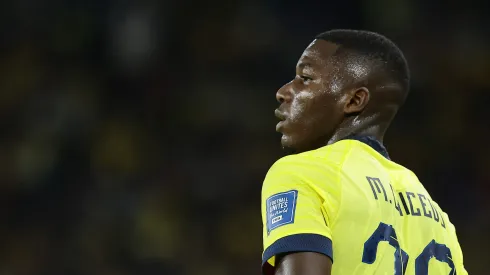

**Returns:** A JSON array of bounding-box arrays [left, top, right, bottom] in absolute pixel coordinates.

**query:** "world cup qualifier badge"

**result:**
[[266, 190, 298, 234]]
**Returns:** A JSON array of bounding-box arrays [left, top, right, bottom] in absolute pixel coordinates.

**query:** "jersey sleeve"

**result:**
[[261, 155, 340, 273]]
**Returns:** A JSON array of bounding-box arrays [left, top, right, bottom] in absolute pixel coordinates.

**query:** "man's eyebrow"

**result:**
[[297, 62, 314, 70]]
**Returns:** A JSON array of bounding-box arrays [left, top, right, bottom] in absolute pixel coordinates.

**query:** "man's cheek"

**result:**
[[288, 103, 305, 123], [290, 93, 314, 122]]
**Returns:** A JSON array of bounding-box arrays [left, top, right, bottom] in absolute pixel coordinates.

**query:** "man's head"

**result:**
[[275, 29, 410, 153]]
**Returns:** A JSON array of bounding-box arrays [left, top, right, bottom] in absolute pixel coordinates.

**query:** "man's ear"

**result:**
[[344, 87, 370, 115]]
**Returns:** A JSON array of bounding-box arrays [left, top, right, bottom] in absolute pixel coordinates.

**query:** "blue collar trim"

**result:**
[[343, 135, 390, 159]]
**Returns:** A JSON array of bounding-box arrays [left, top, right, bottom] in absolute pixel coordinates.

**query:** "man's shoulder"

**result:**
[[264, 145, 345, 205], [269, 141, 355, 174]]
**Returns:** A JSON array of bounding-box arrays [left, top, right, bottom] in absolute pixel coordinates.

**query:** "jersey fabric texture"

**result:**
[[261, 136, 467, 275]]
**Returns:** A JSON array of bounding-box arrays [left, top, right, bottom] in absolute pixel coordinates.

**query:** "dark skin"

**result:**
[[273, 39, 403, 275]]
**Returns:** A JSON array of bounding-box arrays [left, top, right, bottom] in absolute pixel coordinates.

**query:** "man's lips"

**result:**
[[274, 109, 286, 121], [275, 109, 288, 132]]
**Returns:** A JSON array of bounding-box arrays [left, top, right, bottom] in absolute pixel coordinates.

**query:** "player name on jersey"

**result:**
[[366, 177, 446, 228]]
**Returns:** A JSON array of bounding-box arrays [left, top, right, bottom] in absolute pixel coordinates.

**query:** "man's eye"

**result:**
[[301, 76, 312, 82]]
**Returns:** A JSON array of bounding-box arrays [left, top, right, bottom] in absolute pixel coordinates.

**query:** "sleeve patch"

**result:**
[[266, 190, 298, 234]]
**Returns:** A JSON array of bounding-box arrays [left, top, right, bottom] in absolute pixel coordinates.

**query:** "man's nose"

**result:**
[[276, 82, 293, 103]]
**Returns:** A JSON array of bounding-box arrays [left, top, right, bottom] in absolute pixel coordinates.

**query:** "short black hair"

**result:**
[[316, 29, 410, 101]]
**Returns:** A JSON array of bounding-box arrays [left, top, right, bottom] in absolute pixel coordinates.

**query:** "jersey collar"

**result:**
[[343, 135, 390, 160]]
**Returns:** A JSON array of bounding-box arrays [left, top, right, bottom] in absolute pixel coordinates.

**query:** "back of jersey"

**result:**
[[260, 138, 467, 275], [332, 139, 467, 275]]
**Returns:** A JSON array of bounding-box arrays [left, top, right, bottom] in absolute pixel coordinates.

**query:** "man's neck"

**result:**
[[327, 117, 387, 145]]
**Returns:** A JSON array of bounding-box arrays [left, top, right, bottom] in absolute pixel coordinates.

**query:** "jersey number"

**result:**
[[362, 222, 456, 275]]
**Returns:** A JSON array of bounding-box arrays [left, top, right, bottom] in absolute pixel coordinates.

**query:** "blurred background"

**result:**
[[0, 0, 489, 274]]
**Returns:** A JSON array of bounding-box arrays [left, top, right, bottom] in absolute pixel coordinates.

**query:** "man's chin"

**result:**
[[281, 145, 297, 155], [280, 135, 297, 155]]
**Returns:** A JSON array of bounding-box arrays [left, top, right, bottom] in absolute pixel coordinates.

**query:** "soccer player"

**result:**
[[261, 30, 467, 275]]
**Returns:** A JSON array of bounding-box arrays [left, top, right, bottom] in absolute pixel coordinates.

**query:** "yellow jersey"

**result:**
[[261, 136, 467, 275]]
